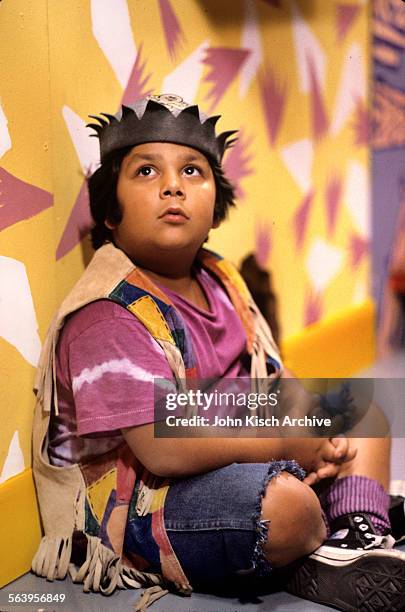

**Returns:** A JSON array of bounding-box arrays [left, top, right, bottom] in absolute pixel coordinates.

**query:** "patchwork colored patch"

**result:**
[[216, 259, 251, 304], [85, 498, 100, 536], [266, 355, 280, 374], [128, 479, 141, 522], [164, 308, 196, 369], [110, 280, 170, 317], [150, 484, 169, 513], [106, 504, 129, 556], [116, 450, 137, 504], [80, 451, 118, 486], [128, 295, 175, 344], [125, 269, 173, 306], [98, 489, 116, 551], [170, 327, 186, 356], [185, 366, 198, 379], [199, 249, 222, 263], [124, 513, 161, 569], [87, 467, 117, 523], [152, 506, 189, 585], [123, 550, 152, 572], [109, 275, 196, 369]]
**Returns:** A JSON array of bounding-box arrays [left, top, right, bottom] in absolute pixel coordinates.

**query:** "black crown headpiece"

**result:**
[[87, 94, 238, 164]]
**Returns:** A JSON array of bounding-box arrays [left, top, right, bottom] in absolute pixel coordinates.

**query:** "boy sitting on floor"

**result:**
[[32, 94, 405, 611]]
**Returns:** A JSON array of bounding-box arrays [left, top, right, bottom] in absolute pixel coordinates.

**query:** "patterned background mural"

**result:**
[[372, 0, 405, 355], [0, 0, 371, 484]]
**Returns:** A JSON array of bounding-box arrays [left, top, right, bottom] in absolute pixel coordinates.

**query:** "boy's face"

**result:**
[[109, 142, 218, 265]]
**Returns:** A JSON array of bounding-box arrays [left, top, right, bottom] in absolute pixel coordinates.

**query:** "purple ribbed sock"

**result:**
[[320, 475, 391, 535]]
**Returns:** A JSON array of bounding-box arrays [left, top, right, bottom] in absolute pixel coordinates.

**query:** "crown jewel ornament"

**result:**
[[87, 94, 238, 163]]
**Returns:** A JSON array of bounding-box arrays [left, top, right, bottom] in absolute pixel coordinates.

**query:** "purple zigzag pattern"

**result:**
[[259, 65, 287, 147], [352, 98, 369, 147], [350, 233, 369, 268], [222, 129, 254, 200], [325, 175, 342, 238], [158, 0, 185, 60], [56, 47, 153, 260], [307, 53, 328, 141], [255, 221, 272, 269], [336, 4, 361, 43], [203, 47, 251, 112], [122, 43, 153, 105], [293, 190, 315, 251], [56, 182, 92, 260], [304, 290, 323, 326], [0, 167, 53, 231]]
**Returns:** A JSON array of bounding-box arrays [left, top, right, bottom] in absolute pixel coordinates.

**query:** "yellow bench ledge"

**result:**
[[0, 468, 42, 587], [282, 299, 376, 378]]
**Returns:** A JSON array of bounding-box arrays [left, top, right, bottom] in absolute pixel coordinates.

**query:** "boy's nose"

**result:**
[[160, 171, 185, 199]]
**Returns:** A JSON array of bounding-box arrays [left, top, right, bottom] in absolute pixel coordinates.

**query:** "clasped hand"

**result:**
[[303, 436, 356, 486]]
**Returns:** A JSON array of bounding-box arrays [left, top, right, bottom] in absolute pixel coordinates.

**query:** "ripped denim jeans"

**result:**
[[124, 460, 305, 587]]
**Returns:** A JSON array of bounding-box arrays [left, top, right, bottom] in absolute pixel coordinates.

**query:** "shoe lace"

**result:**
[[363, 533, 396, 550]]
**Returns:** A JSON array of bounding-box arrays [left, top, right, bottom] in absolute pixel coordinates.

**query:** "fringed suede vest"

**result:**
[[32, 243, 281, 605]]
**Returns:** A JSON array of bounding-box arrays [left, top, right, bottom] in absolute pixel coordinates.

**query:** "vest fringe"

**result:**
[[31, 535, 72, 580], [133, 585, 170, 611], [32, 534, 164, 597], [173, 580, 193, 595], [70, 535, 163, 594]]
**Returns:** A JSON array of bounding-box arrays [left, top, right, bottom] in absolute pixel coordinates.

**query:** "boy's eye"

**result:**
[[183, 165, 201, 176], [137, 166, 156, 176]]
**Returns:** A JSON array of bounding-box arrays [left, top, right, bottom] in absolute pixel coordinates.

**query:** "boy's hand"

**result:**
[[303, 436, 357, 485]]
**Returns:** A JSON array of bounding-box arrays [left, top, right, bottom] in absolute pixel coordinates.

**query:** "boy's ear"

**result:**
[[104, 218, 116, 230], [212, 218, 221, 229]]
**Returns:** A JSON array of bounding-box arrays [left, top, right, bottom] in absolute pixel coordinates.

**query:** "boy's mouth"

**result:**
[[160, 206, 189, 222]]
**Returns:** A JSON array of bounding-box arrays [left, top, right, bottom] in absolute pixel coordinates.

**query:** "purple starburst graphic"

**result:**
[[304, 290, 323, 326], [0, 167, 53, 231], [254, 221, 272, 269], [308, 53, 328, 141], [57, 47, 153, 259], [293, 190, 315, 251], [336, 4, 361, 43], [352, 98, 369, 147], [56, 182, 93, 261], [122, 43, 153, 105], [203, 47, 250, 112], [158, 0, 185, 60], [222, 129, 254, 201], [325, 175, 342, 238], [259, 65, 287, 147], [350, 233, 369, 268]]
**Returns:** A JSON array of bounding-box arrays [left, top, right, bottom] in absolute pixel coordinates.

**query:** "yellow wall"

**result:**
[[0, 0, 55, 486], [0, 0, 372, 585], [45, 0, 371, 332]]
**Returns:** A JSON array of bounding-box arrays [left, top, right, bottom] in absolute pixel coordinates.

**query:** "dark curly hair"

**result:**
[[88, 146, 236, 250]]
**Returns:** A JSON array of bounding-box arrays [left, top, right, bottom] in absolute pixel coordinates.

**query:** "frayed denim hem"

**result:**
[[251, 459, 306, 577]]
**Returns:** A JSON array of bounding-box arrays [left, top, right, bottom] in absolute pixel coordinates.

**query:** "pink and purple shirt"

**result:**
[[49, 267, 249, 466]]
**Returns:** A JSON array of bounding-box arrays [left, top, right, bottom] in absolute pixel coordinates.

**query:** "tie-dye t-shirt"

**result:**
[[48, 267, 249, 466]]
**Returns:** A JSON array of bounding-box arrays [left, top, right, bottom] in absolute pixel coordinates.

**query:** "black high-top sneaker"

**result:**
[[390, 495, 405, 545], [283, 513, 405, 611]]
